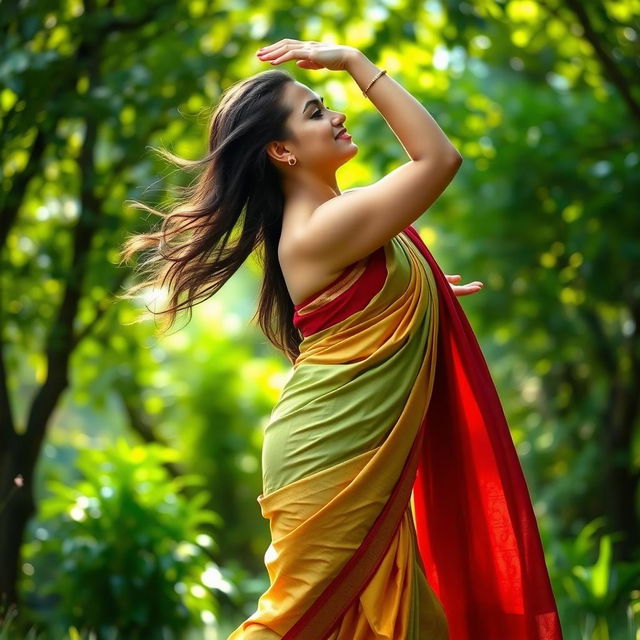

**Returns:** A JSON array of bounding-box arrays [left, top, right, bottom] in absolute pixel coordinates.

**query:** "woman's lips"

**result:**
[[337, 132, 352, 140]]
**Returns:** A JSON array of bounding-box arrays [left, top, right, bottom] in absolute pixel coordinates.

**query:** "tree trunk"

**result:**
[[601, 375, 640, 561], [0, 434, 35, 614]]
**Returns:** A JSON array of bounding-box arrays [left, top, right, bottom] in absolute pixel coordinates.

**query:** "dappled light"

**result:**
[[0, 1, 638, 638]]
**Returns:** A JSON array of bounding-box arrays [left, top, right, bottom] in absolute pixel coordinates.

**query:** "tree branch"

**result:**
[[23, 47, 102, 470], [70, 269, 130, 349], [0, 129, 48, 250], [578, 305, 618, 376], [0, 340, 15, 452], [117, 387, 185, 480], [562, 0, 640, 124]]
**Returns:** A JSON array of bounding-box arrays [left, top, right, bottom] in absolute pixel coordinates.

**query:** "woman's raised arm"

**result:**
[[257, 41, 463, 271], [345, 49, 461, 163]]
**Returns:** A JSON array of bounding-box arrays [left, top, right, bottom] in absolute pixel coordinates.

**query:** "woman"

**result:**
[[121, 40, 563, 639]]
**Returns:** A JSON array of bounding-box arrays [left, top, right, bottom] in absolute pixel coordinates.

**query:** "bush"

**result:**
[[18, 438, 231, 639]]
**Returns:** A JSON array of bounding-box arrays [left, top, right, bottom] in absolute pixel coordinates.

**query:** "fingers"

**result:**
[[257, 39, 303, 57], [258, 43, 314, 66], [257, 45, 289, 61], [258, 38, 301, 52], [449, 281, 485, 297], [257, 44, 301, 64], [257, 39, 318, 63], [459, 285, 484, 296], [269, 48, 310, 65], [445, 274, 483, 288]]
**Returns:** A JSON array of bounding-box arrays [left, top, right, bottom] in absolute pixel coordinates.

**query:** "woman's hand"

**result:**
[[446, 274, 484, 297], [256, 39, 357, 71]]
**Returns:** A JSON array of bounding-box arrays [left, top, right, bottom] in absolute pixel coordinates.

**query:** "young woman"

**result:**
[[122, 40, 562, 639]]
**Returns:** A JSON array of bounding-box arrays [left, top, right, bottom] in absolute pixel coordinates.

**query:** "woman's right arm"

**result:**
[[258, 42, 463, 271], [297, 50, 462, 271], [345, 49, 461, 163]]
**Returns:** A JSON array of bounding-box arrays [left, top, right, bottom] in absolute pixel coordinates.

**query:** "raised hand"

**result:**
[[256, 39, 357, 71], [446, 274, 484, 297]]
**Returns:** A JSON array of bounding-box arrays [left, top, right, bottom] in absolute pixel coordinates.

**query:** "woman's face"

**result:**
[[270, 81, 358, 173]]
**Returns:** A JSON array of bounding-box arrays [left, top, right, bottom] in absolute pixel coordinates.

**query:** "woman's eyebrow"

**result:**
[[302, 96, 324, 114]]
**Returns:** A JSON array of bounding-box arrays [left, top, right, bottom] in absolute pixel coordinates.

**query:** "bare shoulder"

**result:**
[[278, 187, 368, 306], [276, 153, 462, 305], [279, 240, 350, 308], [297, 157, 461, 275]]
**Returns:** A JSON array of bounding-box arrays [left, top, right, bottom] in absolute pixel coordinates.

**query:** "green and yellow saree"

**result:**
[[228, 225, 562, 639]]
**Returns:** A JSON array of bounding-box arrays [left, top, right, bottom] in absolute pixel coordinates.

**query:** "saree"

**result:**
[[228, 224, 563, 639]]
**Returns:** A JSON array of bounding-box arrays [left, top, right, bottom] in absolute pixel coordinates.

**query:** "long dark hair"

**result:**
[[119, 69, 303, 363]]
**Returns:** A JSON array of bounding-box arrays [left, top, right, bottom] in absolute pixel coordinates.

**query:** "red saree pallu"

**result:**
[[227, 224, 563, 639]]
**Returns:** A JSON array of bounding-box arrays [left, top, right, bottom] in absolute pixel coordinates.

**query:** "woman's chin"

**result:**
[[345, 143, 358, 156], [337, 147, 358, 167]]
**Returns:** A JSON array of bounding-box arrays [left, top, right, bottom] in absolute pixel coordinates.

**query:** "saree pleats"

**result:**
[[326, 506, 449, 640], [228, 225, 563, 639]]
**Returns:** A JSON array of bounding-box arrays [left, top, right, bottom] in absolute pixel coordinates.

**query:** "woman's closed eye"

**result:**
[[312, 106, 329, 118]]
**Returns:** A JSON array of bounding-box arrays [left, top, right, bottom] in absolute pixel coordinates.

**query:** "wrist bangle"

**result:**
[[363, 69, 387, 97]]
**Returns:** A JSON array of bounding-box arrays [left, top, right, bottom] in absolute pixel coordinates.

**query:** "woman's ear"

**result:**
[[266, 140, 291, 164]]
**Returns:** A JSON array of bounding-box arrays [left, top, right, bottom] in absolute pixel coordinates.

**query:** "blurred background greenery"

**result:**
[[1, 0, 639, 638]]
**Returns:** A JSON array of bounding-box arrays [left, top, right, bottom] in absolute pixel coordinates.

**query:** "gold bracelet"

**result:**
[[363, 69, 387, 97]]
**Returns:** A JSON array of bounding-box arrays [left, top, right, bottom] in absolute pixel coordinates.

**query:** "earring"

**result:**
[[287, 156, 297, 166]]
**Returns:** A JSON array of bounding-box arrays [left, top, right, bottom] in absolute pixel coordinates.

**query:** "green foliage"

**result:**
[[19, 439, 228, 639], [1, 0, 638, 635], [548, 518, 640, 639]]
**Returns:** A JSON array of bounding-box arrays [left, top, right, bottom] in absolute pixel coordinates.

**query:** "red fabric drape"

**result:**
[[405, 224, 563, 639]]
